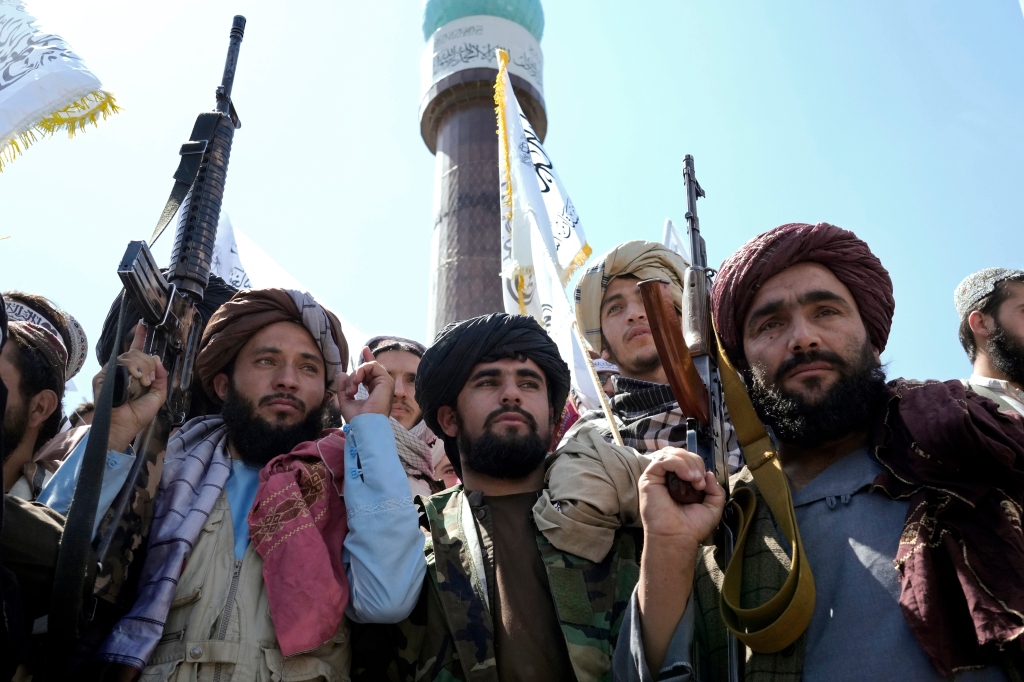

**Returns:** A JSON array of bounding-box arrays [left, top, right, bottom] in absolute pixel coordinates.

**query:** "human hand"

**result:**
[[639, 448, 726, 551], [335, 347, 395, 422], [92, 322, 167, 453]]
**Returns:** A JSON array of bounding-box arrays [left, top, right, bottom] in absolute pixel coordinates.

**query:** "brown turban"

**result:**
[[711, 222, 894, 369], [196, 288, 348, 403]]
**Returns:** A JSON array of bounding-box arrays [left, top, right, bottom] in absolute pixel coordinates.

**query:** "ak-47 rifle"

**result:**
[[637, 154, 741, 682], [46, 16, 247, 675]]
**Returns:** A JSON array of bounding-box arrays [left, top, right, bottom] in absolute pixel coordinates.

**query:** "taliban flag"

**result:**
[[0, 1, 119, 171], [494, 49, 606, 411]]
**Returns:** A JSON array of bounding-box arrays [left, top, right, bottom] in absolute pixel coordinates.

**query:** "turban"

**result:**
[[574, 240, 688, 353], [96, 273, 238, 365], [196, 288, 347, 403], [711, 222, 895, 369], [5, 295, 87, 380], [8, 321, 69, 385], [416, 313, 571, 476]]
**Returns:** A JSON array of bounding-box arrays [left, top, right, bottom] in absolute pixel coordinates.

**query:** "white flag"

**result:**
[[662, 218, 692, 266], [211, 213, 369, 369], [0, 1, 119, 171], [494, 50, 604, 411]]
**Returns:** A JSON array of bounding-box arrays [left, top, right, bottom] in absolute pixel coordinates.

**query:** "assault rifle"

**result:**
[[636, 155, 741, 681], [46, 16, 247, 675]]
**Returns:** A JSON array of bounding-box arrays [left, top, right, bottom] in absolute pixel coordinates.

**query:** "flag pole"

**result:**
[[571, 320, 624, 447]]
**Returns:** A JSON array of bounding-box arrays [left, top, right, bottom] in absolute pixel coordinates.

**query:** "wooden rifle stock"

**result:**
[[637, 277, 709, 505]]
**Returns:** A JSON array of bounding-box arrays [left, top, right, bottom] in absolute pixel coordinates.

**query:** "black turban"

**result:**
[[416, 313, 571, 477], [95, 273, 239, 365]]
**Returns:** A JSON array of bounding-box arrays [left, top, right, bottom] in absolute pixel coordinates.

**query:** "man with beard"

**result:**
[[351, 314, 642, 682], [955, 268, 1024, 417], [568, 241, 742, 472], [365, 335, 445, 497], [614, 223, 1024, 681], [85, 288, 425, 681]]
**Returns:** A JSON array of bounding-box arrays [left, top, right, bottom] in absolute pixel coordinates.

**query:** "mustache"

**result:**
[[258, 393, 306, 412], [774, 349, 849, 384], [483, 405, 538, 432]]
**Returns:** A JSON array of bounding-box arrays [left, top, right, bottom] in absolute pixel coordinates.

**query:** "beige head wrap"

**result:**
[[573, 240, 688, 353]]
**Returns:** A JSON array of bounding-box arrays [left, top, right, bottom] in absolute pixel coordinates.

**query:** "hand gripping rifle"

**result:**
[[46, 17, 246, 674], [636, 155, 741, 682]]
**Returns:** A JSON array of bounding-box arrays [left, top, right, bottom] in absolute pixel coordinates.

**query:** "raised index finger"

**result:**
[[129, 320, 148, 352]]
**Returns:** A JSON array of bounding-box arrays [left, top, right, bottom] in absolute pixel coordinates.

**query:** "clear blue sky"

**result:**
[[2, 0, 1023, 405]]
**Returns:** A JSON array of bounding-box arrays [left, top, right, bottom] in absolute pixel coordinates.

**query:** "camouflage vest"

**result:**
[[351, 486, 639, 682]]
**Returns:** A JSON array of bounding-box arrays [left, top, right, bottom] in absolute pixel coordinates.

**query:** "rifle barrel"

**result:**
[[218, 15, 246, 111]]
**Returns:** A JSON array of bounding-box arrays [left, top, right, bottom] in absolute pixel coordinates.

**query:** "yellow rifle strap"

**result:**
[[714, 328, 816, 652]]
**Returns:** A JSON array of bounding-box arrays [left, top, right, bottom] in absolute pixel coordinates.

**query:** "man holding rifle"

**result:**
[[564, 240, 741, 472], [617, 222, 1024, 680], [88, 288, 425, 681]]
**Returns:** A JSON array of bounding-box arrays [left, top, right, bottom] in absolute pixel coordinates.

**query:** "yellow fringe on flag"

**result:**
[[0, 90, 120, 172], [561, 243, 593, 286], [494, 49, 513, 223]]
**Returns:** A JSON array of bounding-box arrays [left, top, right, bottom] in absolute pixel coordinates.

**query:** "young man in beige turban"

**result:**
[[616, 223, 1024, 681], [81, 288, 425, 681]]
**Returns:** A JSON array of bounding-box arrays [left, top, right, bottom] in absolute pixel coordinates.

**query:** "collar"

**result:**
[[970, 374, 1024, 399], [609, 375, 677, 414], [791, 446, 879, 507]]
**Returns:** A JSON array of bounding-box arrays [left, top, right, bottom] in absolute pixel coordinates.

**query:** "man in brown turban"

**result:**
[[88, 287, 426, 681], [620, 223, 1024, 680]]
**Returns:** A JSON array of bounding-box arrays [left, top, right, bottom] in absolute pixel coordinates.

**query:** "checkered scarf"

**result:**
[[566, 375, 744, 473]]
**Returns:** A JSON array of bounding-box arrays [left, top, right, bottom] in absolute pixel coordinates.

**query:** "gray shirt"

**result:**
[[614, 447, 1009, 681]]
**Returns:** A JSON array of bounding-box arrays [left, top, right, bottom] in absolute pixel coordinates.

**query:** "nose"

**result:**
[[394, 376, 408, 399], [625, 297, 647, 324], [272, 362, 301, 393], [787, 314, 822, 354], [499, 379, 523, 406]]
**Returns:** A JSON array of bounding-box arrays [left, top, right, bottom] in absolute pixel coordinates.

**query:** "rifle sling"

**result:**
[[149, 112, 222, 246], [46, 297, 127, 668], [714, 326, 816, 653]]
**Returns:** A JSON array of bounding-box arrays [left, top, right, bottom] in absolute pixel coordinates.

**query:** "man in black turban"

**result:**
[[353, 313, 641, 682]]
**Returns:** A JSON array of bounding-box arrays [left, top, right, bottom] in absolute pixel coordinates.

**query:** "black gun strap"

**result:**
[[46, 296, 128, 674], [149, 112, 222, 246]]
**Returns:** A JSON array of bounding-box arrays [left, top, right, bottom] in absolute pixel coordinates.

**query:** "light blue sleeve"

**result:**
[[612, 586, 696, 682], [37, 432, 137, 539], [341, 413, 426, 624]]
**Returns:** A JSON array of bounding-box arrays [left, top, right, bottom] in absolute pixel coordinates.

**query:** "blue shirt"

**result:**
[[614, 447, 1009, 681], [40, 413, 426, 625]]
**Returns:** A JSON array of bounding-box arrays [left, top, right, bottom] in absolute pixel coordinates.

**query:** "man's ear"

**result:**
[[213, 372, 231, 402], [436, 405, 459, 438], [968, 310, 994, 341], [27, 389, 59, 428]]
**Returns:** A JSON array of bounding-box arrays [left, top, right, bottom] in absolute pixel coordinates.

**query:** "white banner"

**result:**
[[495, 50, 603, 410], [662, 218, 691, 266], [421, 15, 543, 103], [0, 1, 118, 171]]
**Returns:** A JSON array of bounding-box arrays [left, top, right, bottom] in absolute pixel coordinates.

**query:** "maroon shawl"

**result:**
[[874, 379, 1024, 675]]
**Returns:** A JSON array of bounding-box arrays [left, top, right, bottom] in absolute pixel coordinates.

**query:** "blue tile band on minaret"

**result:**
[[420, 0, 547, 338]]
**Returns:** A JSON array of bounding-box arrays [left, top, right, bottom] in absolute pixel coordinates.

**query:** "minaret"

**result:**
[[420, 0, 547, 337]]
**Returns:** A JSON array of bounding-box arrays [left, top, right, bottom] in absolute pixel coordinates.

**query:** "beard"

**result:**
[[220, 384, 327, 467], [456, 406, 550, 480], [2, 400, 28, 463], [747, 341, 888, 449], [988, 323, 1024, 387]]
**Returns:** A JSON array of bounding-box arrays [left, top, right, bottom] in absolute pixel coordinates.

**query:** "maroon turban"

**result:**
[[711, 222, 894, 368]]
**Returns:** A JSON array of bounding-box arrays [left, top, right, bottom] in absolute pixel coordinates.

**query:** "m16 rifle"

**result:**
[[636, 154, 741, 681], [46, 16, 247, 675]]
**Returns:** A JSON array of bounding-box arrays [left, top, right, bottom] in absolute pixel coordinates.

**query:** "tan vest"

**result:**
[[142, 492, 351, 682]]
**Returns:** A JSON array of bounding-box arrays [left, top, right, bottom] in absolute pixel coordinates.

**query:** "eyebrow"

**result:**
[[746, 289, 852, 330], [468, 367, 545, 383], [251, 346, 324, 366], [601, 291, 626, 313]]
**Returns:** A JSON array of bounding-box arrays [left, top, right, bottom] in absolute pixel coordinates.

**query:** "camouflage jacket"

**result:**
[[351, 486, 640, 682]]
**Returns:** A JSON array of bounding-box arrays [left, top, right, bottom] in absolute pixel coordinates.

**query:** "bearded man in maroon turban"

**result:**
[[617, 223, 1024, 681]]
